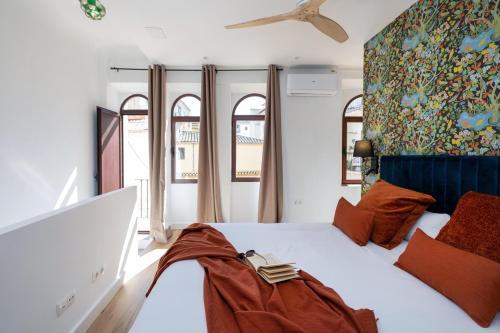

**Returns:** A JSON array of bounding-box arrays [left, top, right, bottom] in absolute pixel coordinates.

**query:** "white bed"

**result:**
[[131, 223, 500, 333]]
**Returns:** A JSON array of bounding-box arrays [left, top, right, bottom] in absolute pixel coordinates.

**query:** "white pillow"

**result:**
[[405, 211, 450, 241]]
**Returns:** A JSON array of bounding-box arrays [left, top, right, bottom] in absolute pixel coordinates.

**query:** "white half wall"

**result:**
[[0, 187, 137, 333], [0, 1, 105, 227]]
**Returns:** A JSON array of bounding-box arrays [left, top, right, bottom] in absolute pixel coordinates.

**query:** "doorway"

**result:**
[[120, 94, 150, 233]]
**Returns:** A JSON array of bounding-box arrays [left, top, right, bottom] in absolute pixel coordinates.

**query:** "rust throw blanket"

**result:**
[[147, 223, 378, 333]]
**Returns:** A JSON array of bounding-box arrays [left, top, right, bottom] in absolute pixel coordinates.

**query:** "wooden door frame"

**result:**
[[97, 106, 122, 194], [341, 94, 363, 186]]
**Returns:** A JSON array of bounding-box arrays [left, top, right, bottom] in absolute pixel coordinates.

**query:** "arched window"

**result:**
[[342, 95, 363, 185], [120, 94, 149, 232], [232, 94, 266, 182], [121, 94, 149, 112], [171, 94, 201, 183]]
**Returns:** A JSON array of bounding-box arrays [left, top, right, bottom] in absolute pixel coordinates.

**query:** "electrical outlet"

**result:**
[[56, 291, 76, 317], [294, 200, 303, 205], [92, 265, 105, 283], [92, 270, 100, 283]]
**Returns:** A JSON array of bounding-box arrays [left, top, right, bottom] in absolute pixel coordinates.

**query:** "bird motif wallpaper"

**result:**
[[363, 0, 499, 191]]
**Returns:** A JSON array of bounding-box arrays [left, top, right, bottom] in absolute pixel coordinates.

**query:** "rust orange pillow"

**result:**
[[436, 191, 500, 263], [333, 197, 375, 246], [395, 229, 500, 327], [357, 180, 436, 249]]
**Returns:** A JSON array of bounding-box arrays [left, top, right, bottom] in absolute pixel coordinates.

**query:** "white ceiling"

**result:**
[[43, 0, 415, 68]]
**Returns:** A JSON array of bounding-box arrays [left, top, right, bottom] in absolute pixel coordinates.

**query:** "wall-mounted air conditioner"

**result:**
[[287, 73, 338, 97]]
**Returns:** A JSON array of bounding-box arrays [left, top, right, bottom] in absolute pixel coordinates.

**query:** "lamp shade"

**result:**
[[353, 140, 374, 158]]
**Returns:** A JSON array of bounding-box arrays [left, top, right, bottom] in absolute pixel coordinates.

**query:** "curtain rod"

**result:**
[[110, 67, 283, 73]]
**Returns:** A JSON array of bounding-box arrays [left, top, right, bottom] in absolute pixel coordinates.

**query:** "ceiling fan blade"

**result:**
[[225, 13, 296, 29], [308, 14, 348, 42], [301, 0, 327, 10]]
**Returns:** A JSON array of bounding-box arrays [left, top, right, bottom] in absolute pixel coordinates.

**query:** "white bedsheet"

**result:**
[[131, 223, 500, 333]]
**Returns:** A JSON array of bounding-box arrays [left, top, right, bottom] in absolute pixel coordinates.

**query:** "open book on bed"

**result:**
[[245, 253, 299, 284]]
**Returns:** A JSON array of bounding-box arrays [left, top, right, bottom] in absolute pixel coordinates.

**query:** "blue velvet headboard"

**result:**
[[380, 155, 500, 215]]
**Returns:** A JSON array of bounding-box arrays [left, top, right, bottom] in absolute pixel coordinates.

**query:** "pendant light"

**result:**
[[79, 0, 106, 20]]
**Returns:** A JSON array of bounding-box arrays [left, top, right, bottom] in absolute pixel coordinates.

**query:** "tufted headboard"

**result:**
[[380, 155, 500, 215]]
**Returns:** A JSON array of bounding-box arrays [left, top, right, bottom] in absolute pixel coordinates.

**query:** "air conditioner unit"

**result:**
[[287, 73, 338, 96]]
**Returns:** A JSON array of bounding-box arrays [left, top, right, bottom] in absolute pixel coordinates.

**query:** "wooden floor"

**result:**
[[87, 230, 181, 333]]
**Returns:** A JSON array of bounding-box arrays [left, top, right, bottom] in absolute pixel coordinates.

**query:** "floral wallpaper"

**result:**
[[363, 0, 499, 191]]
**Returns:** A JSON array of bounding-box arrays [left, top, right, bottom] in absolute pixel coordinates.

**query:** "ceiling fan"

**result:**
[[225, 0, 348, 43]]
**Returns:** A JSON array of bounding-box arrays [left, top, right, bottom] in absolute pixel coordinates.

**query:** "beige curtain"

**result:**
[[197, 65, 223, 223], [148, 65, 169, 242], [258, 65, 283, 223]]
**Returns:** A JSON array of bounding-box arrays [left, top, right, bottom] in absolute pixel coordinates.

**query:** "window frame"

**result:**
[[119, 94, 149, 185], [342, 94, 363, 186], [120, 94, 149, 234], [170, 93, 201, 184], [120, 94, 149, 116], [231, 93, 266, 183]]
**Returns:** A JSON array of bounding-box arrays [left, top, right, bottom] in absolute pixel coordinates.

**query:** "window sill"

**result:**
[[341, 183, 362, 187], [232, 178, 260, 183]]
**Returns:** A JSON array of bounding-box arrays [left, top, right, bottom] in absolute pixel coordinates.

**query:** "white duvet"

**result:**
[[131, 223, 500, 333]]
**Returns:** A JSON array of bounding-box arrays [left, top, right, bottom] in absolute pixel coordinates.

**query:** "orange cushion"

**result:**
[[395, 229, 500, 327], [333, 197, 375, 246], [436, 191, 500, 263], [357, 180, 436, 249]]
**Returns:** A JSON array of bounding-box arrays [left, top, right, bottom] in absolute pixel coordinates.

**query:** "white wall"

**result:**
[[282, 69, 363, 223], [0, 1, 105, 227], [106, 68, 362, 225], [0, 187, 137, 333]]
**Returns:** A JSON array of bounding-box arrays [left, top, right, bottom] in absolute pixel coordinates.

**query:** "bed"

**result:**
[[131, 156, 500, 333]]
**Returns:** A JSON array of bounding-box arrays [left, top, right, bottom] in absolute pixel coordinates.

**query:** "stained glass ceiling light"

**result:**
[[79, 0, 106, 20]]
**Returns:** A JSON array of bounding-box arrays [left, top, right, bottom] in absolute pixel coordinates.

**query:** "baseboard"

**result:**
[[71, 274, 124, 333]]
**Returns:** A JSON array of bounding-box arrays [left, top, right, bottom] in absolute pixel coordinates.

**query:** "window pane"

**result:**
[[235, 120, 264, 178], [178, 147, 186, 160], [234, 95, 266, 115], [175, 122, 199, 180], [123, 115, 149, 231], [173, 96, 201, 116], [123, 96, 148, 110], [345, 96, 363, 117], [345, 122, 363, 181]]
